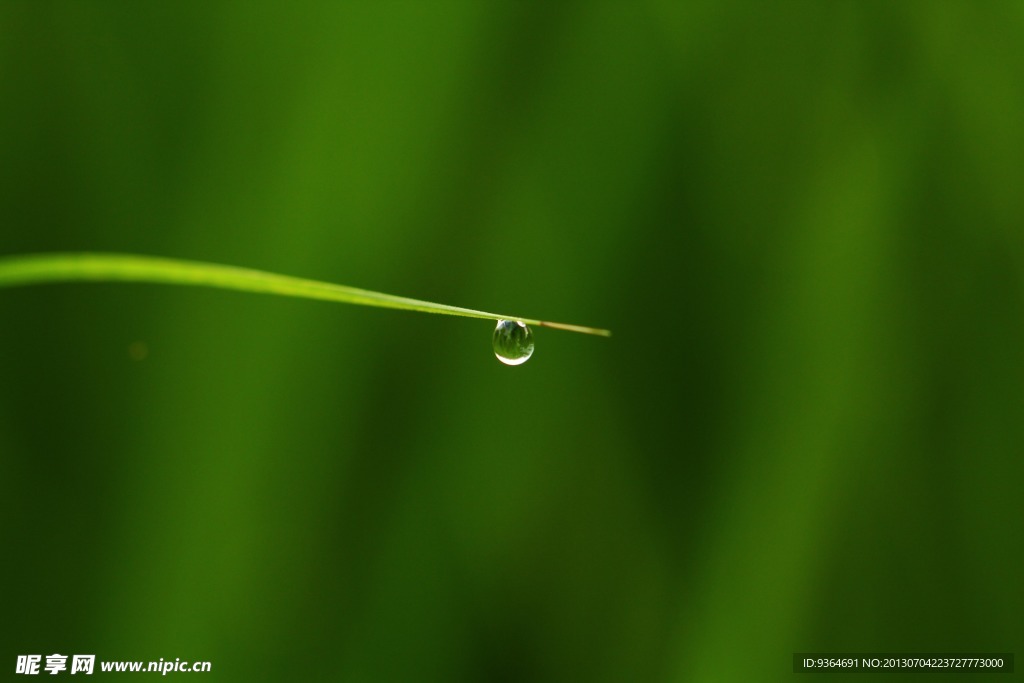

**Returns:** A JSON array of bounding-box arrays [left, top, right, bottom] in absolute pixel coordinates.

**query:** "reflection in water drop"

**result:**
[[493, 320, 534, 366]]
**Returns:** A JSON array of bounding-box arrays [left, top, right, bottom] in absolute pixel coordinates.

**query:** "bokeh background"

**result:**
[[2, 2, 1023, 681]]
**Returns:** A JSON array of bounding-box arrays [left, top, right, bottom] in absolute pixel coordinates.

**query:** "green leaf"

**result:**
[[0, 253, 610, 337]]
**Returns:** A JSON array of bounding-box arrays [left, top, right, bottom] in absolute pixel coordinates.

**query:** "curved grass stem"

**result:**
[[0, 252, 611, 337]]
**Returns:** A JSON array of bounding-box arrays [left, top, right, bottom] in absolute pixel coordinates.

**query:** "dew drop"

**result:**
[[493, 320, 534, 366]]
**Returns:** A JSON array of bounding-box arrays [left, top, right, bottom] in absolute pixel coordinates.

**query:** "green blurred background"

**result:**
[[2, 2, 1022, 681]]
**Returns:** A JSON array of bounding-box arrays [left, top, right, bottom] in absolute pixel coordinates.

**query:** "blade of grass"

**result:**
[[0, 252, 611, 337]]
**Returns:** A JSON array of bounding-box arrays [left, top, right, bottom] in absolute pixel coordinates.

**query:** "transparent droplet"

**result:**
[[493, 320, 534, 366]]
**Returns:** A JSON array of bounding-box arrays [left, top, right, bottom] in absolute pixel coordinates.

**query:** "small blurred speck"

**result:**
[[128, 341, 149, 361]]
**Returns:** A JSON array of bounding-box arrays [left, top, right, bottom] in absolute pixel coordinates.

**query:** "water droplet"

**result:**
[[493, 320, 534, 366]]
